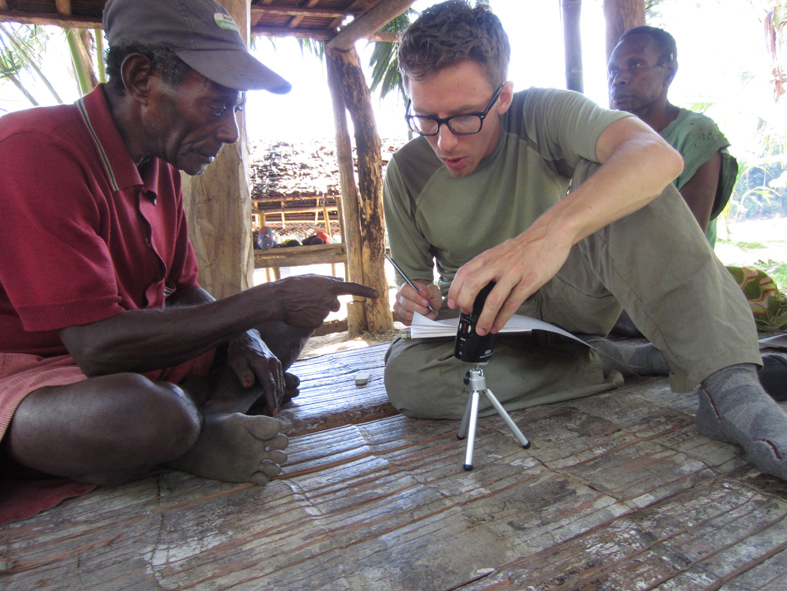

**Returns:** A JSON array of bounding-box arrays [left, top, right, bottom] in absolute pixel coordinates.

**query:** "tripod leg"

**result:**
[[484, 388, 530, 449], [463, 390, 481, 471], [457, 391, 474, 440]]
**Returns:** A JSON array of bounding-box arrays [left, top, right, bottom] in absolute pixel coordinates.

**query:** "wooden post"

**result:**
[[561, 0, 584, 93], [326, 49, 367, 335], [326, 46, 393, 334], [181, 0, 253, 299], [603, 0, 645, 64]]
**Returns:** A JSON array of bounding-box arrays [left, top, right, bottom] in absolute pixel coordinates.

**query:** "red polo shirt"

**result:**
[[0, 85, 200, 356]]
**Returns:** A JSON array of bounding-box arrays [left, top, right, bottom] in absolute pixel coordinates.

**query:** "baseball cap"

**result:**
[[103, 0, 291, 93]]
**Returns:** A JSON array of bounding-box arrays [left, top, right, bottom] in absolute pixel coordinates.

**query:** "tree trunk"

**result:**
[[182, 0, 253, 299], [603, 0, 645, 65], [326, 46, 393, 334], [326, 47, 367, 334], [561, 0, 584, 93]]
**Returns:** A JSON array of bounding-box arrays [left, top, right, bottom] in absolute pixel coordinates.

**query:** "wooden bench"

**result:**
[[254, 242, 348, 281]]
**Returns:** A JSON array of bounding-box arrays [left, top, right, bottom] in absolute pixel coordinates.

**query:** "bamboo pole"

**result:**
[[561, 0, 584, 93]]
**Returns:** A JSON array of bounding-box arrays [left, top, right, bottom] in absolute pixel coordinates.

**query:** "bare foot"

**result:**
[[166, 412, 288, 485]]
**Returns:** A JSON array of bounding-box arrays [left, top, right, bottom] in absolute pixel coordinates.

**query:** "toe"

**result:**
[[268, 433, 289, 450], [250, 471, 271, 486], [259, 459, 283, 477], [284, 373, 300, 389], [245, 415, 283, 440], [266, 449, 287, 465]]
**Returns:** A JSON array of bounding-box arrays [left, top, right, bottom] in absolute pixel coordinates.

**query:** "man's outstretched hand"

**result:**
[[272, 275, 379, 329]]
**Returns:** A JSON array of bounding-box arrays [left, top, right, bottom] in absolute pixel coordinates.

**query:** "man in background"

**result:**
[[608, 25, 736, 247]]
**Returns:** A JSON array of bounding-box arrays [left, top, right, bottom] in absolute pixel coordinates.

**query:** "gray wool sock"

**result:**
[[699, 364, 787, 480], [580, 338, 671, 377]]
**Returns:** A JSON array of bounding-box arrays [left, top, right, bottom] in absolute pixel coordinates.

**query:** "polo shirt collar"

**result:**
[[76, 84, 162, 197]]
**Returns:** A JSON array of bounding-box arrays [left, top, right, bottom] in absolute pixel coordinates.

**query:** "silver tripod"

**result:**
[[457, 366, 530, 470]]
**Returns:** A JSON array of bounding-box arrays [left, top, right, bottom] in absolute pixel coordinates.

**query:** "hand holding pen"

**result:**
[[384, 252, 439, 318]]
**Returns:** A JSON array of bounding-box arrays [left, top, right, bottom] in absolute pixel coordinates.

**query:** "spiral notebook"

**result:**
[[409, 312, 586, 344]]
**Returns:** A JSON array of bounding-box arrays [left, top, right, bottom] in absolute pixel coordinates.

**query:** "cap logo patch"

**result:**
[[214, 13, 240, 32]]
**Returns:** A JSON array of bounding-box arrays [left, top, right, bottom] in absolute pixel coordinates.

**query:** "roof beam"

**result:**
[[251, 5, 346, 20], [286, 0, 319, 30], [0, 9, 100, 28], [250, 25, 335, 41], [327, 0, 412, 51], [55, 0, 71, 16]]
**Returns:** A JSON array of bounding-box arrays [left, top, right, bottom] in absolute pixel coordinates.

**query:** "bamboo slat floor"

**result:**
[[2, 342, 787, 590]]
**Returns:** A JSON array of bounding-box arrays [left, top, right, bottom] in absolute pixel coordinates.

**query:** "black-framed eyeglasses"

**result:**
[[405, 84, 504, 137]]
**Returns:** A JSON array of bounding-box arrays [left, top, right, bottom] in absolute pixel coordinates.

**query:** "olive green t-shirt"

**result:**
[[383, 87, 630, 295], [659, 107, 736, 247]]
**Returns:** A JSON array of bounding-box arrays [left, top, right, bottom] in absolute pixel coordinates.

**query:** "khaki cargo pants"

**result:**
[[384, 161, 760, 419]]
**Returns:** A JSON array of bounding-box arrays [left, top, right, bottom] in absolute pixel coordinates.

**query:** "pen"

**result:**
[[384, 252, 438, 316]]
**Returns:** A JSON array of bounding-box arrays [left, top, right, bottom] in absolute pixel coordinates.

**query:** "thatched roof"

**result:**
[[249, 138, 405, 238], [250, 137, 404, 201], [250, 139, 341, 200]]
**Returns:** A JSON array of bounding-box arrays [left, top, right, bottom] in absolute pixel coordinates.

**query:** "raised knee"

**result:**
[[119, 375, 201, 461]]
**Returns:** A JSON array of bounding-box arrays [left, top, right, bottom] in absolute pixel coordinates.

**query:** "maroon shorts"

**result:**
[[0, 350, 216, 439]]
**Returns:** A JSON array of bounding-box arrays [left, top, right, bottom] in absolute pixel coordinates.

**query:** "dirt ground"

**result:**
[[299, 327, 403, 359]]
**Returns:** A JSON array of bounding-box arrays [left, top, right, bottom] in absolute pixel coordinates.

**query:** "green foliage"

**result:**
[[367, 10, 417, 102], [0, 24, 44, 79], [645, 0, 664, 21], [729, 155, 787, 221], [0, 24, 61, 106], [297, 38, 324, 60]]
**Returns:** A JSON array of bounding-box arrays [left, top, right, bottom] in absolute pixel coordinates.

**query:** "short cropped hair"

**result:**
[[398, 0, 510, 89], [105, 44, 193, 94], [619, 26, 677, 64]]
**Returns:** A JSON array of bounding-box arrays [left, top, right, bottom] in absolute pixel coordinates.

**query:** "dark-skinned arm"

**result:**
[[59, 275, 377, 377], [678, 150, 721, 233]]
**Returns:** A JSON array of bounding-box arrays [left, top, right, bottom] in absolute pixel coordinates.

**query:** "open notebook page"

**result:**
[[410, 312, 586, 345]]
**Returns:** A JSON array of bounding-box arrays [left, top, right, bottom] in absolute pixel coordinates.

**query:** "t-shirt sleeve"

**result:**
[[383, 156, 436, 283], [518, 88, 632, 168], [665, 112, 730, 190], [0, 131, 125, 332]]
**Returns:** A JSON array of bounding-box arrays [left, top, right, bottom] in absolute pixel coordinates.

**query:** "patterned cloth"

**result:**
[[727, 266, 787, 332]]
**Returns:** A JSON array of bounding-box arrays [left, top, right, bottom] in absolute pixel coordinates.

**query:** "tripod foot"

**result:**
[[523, 442, 531, 449], [463, 464, 473, 471], [457, 435, 465, 440]]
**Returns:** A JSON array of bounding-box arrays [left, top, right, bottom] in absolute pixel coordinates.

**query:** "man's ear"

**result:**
[[664, 60, 678, 86], [496, 80, 515, 115], [120, 54, 155, 104]]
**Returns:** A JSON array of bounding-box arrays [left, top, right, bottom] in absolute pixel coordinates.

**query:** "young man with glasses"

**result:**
[[383, 0, 787, 482]]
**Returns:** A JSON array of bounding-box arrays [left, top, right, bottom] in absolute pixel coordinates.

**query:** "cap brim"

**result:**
[[176, 48, 291, 93]]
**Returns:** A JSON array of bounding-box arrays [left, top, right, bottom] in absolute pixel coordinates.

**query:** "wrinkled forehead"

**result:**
[[176, 68, 245, 104], [610, 35, 661, 64]]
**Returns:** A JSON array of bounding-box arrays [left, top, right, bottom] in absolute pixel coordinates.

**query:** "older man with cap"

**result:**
[[0, 0, 377, 492]]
